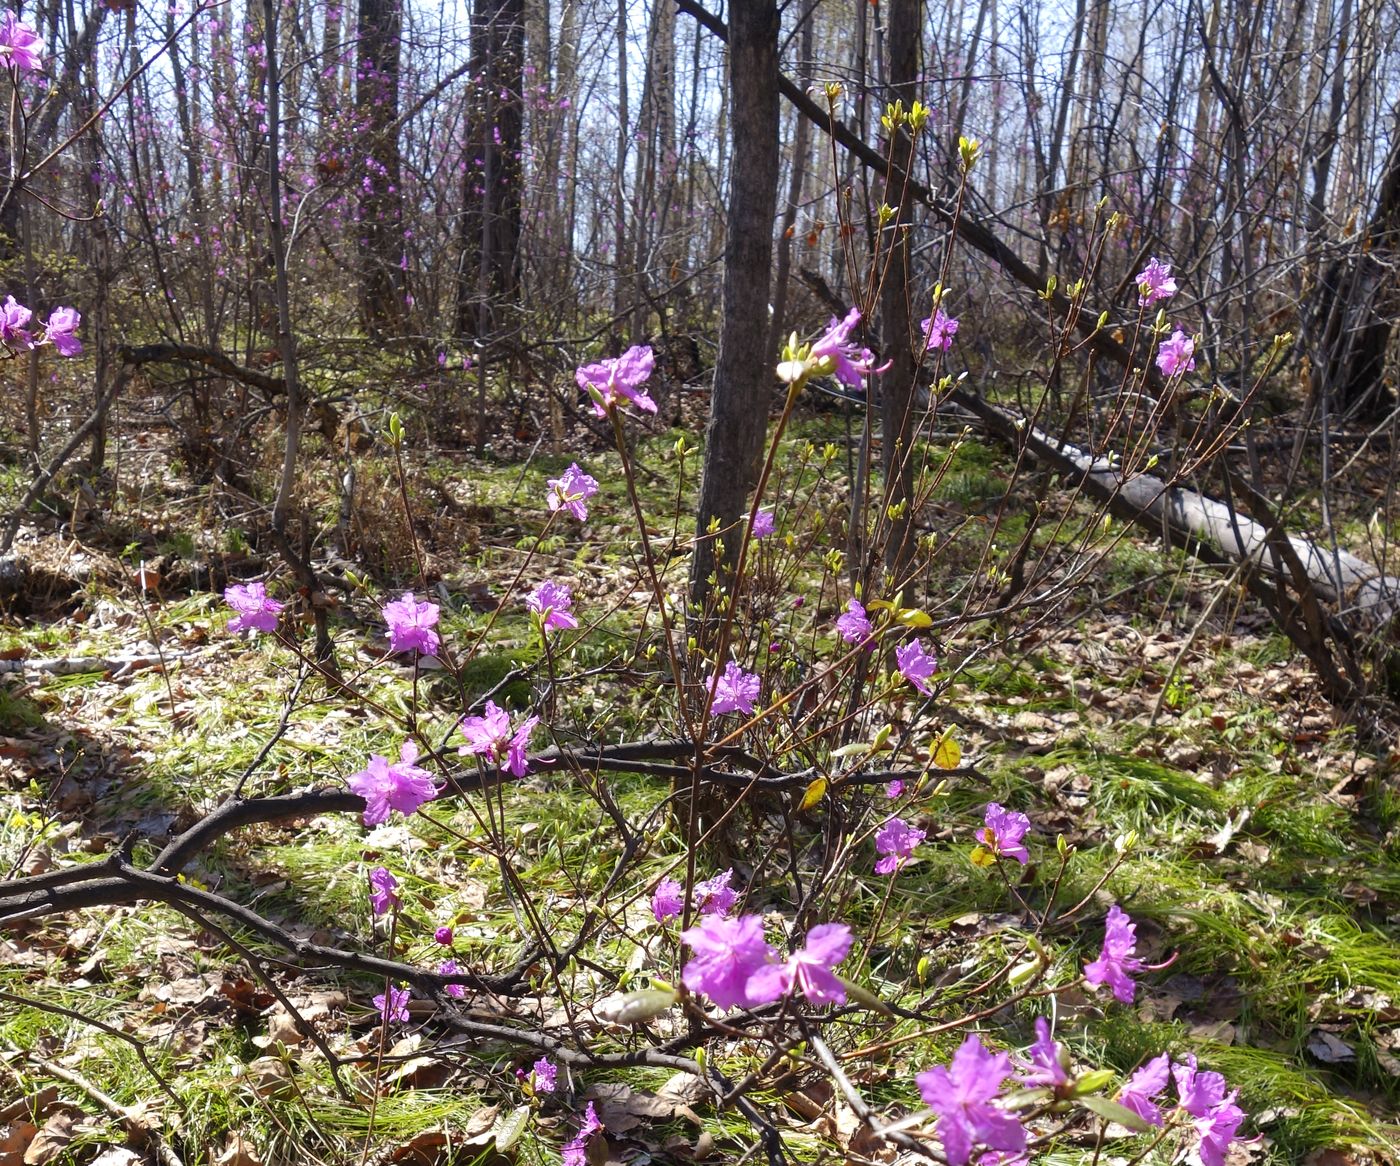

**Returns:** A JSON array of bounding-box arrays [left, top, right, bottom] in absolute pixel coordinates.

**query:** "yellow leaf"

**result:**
[[798, 777, 828, 812], [931, 731, 962, 770], [969, 845, 996, 868]]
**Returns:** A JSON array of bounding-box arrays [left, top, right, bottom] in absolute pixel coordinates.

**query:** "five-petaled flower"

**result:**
[[916, 1035, 1028, 1166], [895, 639, 937, 695], [42, 307, 81, 356], [679, 913, 777, 1010], [347, 740, 438, 827], [837, 598, 874, 646], [528, 580, 578, 632], [373, 984, 411, 1024], [546, 462, 599, 521], [746, 922, 853, 1006], [459, 700, 539, 778], [694, 868, 738, 916], [979, 803, 1032, 865], [1136, 257, 1178, 307], [810, 307, 889, 390], [1156, 328, 1196, 378], [875, 817, 926, 875], [382, 592, 440, 656], [0, 13, 42, 75], [368, 866, 399, 916], [921, 308, 960, 353], [708, 660, 760, 716], [651, 876, 684, 921], [1084, 904, 1146, 1003], [532, 1056, 558, 1093], [225, 580, 284, 634], [576, 345, 657, 417]]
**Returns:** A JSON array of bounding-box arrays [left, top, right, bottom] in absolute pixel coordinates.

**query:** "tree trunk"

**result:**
[[356, 0, 405, 337], [689, 0, 780, 613]]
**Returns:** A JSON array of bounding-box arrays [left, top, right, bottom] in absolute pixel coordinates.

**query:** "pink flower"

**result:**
[[561, 1101, 604, 1166], [576, 345, 657, 416], [652, 876, 684, 921], [1084, 904, 1146, 1003], [459, 701, 539, 778], [439, 959, 465, 998], [679, 913, 777, 1010], [0, 295, 31, 349], [836, 598, 873, 646], [885, 779, 904, 798], [1172, 1056, 1248, 1164], [373, 984, 411, 1023], [694, 868, 738, 916], [546, 462, 599, 521], [1156, 328, 1196, 377], [895, 639, 937, 694], [434, 926, 454, 945], [979, 803, 1031, 865], [708, 660, 760, 716], [368, 867, 399, 916], [875, 817, 926, 875], [746, 922, 853, 1005], [921, 307, 960, 352], [1116, 1053, 1171, 1126], [347, 740, 438, 826], [382, 592, 440, 656], [1135, 257, 1178, 306], [532, 1056, 557, 1093], [811, 306, 889, 390], [225, 580, 284, 634], [751, 509, 775, 538], [42, 307, 81, 356], [1018, 1018, 1071, 1090], [916, 1036, 1028, 1166], [0, 13, 42, 75], [528, 580, 578, 632]]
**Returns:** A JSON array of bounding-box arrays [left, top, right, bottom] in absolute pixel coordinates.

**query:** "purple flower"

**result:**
[[439, 959, 465, 998], [1172, 1055, 1228, 1117], [1116, 1053, 1171, 1127], [459, 701, 539, 778], [373, 984, 411, 1024], [561, 1101, 604, 1166], [434, 926, 454, 945], [1192, 1094, 1247, 1166], [708, 660, 760, 716], [576, 345, 657, 416], [225, 580, 284, 634], [532, 1056, 557, 1093], [1135, 257, 1178, 306], [382, 592, 440, 656], [1019, 1018, 1070, 1090], [652, 876, 684, 921], [368, 867, 399, 916], [0, 13, 42, 75], [746, 922, 853, 1006], [885, 779, 905, 798], [528, 580, 578, 632], [694, 868, 737, 917], [42, 307, 81, 357], [811, 307, 889, 390], [751, 509, 775, 538], [921, 308, 960, 352], [916, 1036, 1028, 1166], [895, 639, 937, 695], [1156, 328, 1196, 378], [0, 295, 31, 349], [875, 817, 926, 875], [546, 462, 599, 521], [1084, 904, 1146, 1003], [836, 598, 874, 646], [979, 803, 1031, 865], [347, 740, 438, 827], [679, 913, 777, 1010]]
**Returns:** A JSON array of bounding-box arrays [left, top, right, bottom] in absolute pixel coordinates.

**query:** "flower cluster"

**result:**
[[382, 592, 440, 656], [680, 914, 853, 1009], [707, 660, 760, 716], [1116, 1053, 1248, 1166], [874, 817, 926, 875], [651, 867, 740, 921], [917, 1036, 1026, 1166], [1156, 328, 1197, 377], [459, 701, 539, 778], [561, 1101, 603, 1166], [836, 598, 874, 646], [0, 296, 80, 354], [224, 580, 283, 634]]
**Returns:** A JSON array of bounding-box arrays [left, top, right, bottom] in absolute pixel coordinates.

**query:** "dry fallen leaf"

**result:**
[[214, 1132, 264, 1166], [22, 1113, 76, 1166]]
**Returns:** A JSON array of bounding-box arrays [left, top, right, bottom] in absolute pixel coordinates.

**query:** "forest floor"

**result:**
[[0, 405, 1398, 1166]]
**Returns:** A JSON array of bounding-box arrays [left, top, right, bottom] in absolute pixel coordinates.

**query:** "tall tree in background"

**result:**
[[690, 0, 780, 616], [357, 0, 405, 336]]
